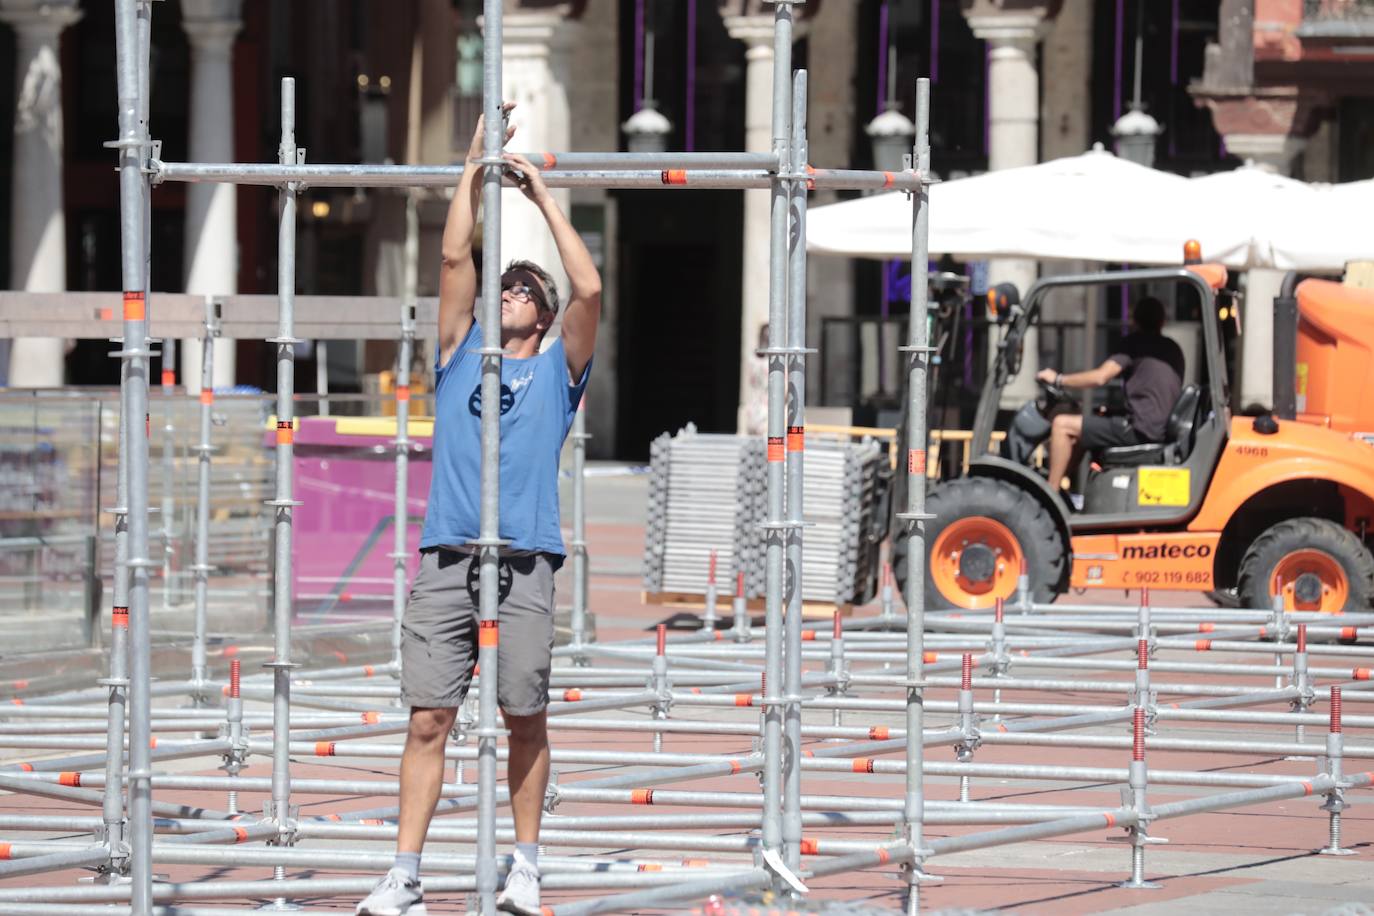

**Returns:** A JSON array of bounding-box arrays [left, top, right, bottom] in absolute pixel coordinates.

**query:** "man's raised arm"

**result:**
[[501, 152, 602, 381], [438, 107, 515, 368]]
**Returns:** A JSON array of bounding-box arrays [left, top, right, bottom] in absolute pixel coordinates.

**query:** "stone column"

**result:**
[[1224, 135, 1305, 411], [722, 14, 775, 433], [1191, 0, 1326, 410], [1, 0, 81, 387], [1037, 0, 1092, 360], [568, 0, 618, 457], [180, 0, 242, 393], [967, 10, 1050, 407], [495, 10, 578, 326], [805, 0, 857, 420], [1197, 91, 1323, 409]]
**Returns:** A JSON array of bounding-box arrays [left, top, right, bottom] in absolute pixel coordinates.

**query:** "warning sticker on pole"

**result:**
[[907, 449, 926, 476], [1137, 467, 1190, 507], [767, 437, 785, 462], [787, 426, 805, 452]]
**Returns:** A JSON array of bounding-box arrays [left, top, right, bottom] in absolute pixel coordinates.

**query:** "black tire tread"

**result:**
[[1237, 517, 1374, 611], [896, 476, 1067, 610]]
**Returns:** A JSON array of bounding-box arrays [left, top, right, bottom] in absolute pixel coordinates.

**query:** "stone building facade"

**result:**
[[1, 0, 1371, 455]]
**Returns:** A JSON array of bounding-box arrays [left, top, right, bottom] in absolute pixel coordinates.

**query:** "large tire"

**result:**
[[894, 477, 1067, 610], [1238, 517, 1374, 613], [1203, 588, 1240, 609]]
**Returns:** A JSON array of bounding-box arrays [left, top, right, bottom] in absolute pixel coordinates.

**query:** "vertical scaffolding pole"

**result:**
[[160, 338, 177, 610], [111, 0, 154, 908], [900, 77, 933, 916], [100, 372, 131, 878], [391, 195, 418, 669], [781, 67, 809, 875], [570, 395, 590, 660], [265, 76, 303, 908], [189, 301, 218, 696], [760, 0, 795, 873], [316, 342, 330, 417], [475, 1, 508, 910]]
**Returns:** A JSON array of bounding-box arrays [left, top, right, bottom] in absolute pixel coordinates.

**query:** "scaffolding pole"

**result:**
[[111, 0, 155, 907], [263, 75, 303, 910], [474, 1, 508, 910], [901, 76, 934, 916]]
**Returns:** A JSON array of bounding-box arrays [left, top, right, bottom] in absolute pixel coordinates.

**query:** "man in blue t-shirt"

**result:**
[[358, 105, 600, 916]]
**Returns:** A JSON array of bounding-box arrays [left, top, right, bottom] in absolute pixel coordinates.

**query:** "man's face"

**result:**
[[500, 269, 552, 337]]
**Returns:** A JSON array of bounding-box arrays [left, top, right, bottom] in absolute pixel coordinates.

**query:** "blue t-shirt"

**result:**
[[420, 321, 590, 558]]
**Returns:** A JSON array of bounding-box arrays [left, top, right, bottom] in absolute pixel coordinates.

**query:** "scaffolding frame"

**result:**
[[0, 0, 1369, 914]]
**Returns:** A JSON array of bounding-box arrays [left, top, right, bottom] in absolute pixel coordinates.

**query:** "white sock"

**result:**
[[393, 851, 420, 882], [514, 842, 539, 871]]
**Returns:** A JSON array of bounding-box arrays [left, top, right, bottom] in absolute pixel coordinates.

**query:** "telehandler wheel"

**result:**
[[896, 477, 1066, 610], [1203, 589, 1240, 609], [1237, 517, 1374, 613]]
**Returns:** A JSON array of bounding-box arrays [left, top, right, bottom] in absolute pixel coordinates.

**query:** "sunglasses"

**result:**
[[503, 283, 539, 303], [501, 273, 551, 313]]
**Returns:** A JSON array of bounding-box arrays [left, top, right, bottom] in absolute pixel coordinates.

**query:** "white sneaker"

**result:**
[[356, 868, 426, 916], [496, 860, 541, 916]]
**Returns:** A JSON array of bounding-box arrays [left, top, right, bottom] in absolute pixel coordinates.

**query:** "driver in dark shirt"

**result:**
[[1035, 297, 1185, 499]]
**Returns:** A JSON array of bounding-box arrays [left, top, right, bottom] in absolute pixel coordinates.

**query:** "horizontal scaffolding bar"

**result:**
[[150, 161, 925, 192], [0, 292, 439, 341]]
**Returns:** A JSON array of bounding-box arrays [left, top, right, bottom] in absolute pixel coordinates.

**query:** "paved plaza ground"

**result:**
[[0, 466, 1369, 914]]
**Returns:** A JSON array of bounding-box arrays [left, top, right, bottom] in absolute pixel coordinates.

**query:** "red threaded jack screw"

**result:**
[[1330, 686, 1342, 734], [1138, 639, 1149, 670], [1133, 707, 1146, 761], [736, 570, 745, 598], [1140, 586, 1150, 607], [994, 597, 1004, 623], [229, 659, 241, 698], [832, 609, 842, 639], [961, 653, 973, 690], [708, 550, 717, 584], [1297, 624, 1307, 653], [656, 624, 666, 656]]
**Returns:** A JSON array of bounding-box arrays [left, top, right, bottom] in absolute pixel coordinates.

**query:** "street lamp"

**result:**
[[623, 101, 673, 153], [865, 2, 914, 174], [1112, 105, 1163, 168], [866, 102, 916, 174], [623, 0, 672, 153], [1112, 0, 1162, 168]]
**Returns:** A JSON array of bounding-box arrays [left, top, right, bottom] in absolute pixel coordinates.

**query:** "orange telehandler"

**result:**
[[892, 248, 1374, 612]]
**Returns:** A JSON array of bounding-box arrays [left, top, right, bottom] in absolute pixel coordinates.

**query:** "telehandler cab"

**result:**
[[892, 247, 1374, 612]]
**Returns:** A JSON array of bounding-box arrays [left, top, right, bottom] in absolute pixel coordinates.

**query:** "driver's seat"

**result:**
[[1094, 384, 1201, 467]]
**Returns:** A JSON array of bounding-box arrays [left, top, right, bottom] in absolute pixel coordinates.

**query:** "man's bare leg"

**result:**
[[504, 710, 550, 843], [396, 706, 459, 854], [1046, 413, 1083, 493]]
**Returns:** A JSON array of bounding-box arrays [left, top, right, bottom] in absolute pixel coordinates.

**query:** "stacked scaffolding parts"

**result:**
[[0, 1, 1370, 914], [641, 426, 888, 606]]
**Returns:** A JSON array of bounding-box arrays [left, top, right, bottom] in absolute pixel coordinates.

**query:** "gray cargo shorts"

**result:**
[[399, 547, 556, 716]]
